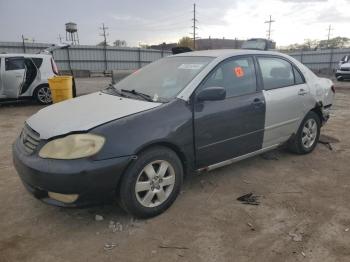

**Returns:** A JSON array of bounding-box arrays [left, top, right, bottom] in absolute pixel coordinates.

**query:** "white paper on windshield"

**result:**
[[178, 64, 203, 70]]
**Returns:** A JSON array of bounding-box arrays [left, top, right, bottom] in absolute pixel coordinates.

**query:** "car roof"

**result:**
[[0, 53, 51, 58], [173, 49, 283, 59]]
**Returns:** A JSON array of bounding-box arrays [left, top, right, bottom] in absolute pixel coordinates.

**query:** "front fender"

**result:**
[[92, 99, 194, 165]]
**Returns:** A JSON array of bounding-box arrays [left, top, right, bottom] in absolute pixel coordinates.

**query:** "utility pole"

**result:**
[[264, 15, 275, 40], [327, 24, 333, 48], [99, 23, 109, 72], [21, 35, 26, 53], [58, 34, 63, 44], [100, 23, 109, 46], [191, 3, 198, 50]]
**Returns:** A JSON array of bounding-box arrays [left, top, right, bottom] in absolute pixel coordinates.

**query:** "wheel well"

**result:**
[[311, 103, 323, 123], [32, 83, 49, 97], [136, 142, 189, 176]]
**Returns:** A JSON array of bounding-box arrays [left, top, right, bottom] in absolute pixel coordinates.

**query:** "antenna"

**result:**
[[264, 15, 275, 40]]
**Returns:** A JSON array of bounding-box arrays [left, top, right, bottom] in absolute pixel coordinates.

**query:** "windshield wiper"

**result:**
[[103, 85, 127, 97], [120, 89, 154, 102]]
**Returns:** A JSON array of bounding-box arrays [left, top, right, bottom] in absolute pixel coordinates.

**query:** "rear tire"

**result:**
[[34, 84, 52, 105], [118, 146, 183, 218], [288, 111, 321, 154]]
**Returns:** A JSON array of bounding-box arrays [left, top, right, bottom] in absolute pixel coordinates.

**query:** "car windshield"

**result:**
[[113, 56, 214, 102]]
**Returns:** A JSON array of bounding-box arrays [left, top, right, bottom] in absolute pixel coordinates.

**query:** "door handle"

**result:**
[[251, 98, 265, 107], [298, 89, 308, 95]]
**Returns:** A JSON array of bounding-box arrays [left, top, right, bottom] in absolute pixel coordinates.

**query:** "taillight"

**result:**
[[331, 85, 335, 93], [51, 57, 59, 75]]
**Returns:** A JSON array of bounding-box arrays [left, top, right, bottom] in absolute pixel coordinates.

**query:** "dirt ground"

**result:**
[[0, 78, 350, 262]]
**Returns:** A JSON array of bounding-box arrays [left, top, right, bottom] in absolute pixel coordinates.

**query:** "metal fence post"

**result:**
[[300, 50, 303, 63], [329, 47, 334, 75], [104, 46, 108, 73], [138, 48, 141, 68], [66, 46, 72, 74]]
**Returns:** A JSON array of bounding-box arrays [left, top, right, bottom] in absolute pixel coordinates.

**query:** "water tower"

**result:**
[[65, 22, 79, 45]]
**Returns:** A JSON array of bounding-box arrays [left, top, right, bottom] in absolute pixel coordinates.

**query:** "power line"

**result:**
[[264, 15, 275, 40]]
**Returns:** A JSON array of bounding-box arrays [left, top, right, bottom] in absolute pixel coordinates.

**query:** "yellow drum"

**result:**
[[48, 76, 73, 103]]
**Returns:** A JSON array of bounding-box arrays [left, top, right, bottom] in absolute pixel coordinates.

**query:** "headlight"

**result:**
[[39, 134, 105, 159]]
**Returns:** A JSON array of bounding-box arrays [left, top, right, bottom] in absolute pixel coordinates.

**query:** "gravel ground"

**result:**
[[0, 78, 350, 262]]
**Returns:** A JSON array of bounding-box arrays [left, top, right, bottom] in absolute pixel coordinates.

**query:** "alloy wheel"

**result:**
[[135, 160, 176, 208], [37, 86, 52, 104], [301, 119, 318, 149]]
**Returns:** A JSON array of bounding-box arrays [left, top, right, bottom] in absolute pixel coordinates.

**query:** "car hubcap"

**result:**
[[302, 119, 317, 149], [37, 87, 52, 104], [135, 160, 175, 208]]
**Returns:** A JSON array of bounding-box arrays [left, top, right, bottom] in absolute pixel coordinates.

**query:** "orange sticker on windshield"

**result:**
[[234, 66, 244, 77]]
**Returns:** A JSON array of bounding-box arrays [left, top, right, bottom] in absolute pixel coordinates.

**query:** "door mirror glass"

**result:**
[[197, 86, 226, 101]]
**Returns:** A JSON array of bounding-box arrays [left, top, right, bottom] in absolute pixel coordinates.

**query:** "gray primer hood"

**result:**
[[27, 92, 162, 139]]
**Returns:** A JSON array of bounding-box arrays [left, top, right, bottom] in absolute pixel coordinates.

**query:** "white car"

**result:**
[[335, 55, 350, 81], [0, 53, 58, 104]]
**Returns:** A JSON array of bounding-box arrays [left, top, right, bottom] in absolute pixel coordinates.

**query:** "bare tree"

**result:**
[[113, 40, 127, 47], [178, 37, 193, 48]]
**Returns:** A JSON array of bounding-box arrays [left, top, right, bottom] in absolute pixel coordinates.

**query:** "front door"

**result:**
[[256, 56, 310, 148], [3, 57, 26, 98], [194, 56, 266, 168]]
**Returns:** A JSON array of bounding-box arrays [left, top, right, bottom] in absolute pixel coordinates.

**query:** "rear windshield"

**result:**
[[114, 56, 214, 101]]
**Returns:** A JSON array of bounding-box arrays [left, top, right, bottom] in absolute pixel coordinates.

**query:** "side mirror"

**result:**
[[197, 86, 226, 101]]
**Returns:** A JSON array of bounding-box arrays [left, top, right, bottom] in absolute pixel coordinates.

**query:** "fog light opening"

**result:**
[[48, 192, 79, 203]]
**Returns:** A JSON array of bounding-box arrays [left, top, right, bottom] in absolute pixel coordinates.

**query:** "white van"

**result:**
[[0, 53, 58, 104]]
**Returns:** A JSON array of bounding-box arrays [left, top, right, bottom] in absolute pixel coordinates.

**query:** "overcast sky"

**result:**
[[1, 0, 350, 47]]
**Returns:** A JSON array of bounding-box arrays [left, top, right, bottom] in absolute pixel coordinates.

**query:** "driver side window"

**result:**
[[201, 56, 257, 98]]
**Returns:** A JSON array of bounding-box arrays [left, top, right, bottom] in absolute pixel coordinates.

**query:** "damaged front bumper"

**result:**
[[12, 137, 133, 207]]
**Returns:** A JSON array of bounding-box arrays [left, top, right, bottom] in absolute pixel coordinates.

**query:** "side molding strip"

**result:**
[[197, 144, 279, 172]]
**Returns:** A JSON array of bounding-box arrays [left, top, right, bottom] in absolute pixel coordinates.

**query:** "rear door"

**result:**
[[194, 56, 266, 167], [3, 57, 26, 98], [256, 56, 310, 148], [19, 58, 40, 96]]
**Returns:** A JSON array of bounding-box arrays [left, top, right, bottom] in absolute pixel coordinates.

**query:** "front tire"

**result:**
[[34, 84, 52, 105], [118, 146, 183, 218], [288, 111, 321, 154]]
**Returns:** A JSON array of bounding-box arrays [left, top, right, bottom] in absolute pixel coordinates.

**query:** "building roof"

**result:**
[[0, 53, 50, 58], [173, 49, 282, 58]]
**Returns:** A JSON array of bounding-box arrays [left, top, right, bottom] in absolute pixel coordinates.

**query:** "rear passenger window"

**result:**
[[5, 57, 25, 71], [31, 58, 43, 68], [258, 57, 294, 90], [293, 67, 304, 85], [201, 57, 257, 97]]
